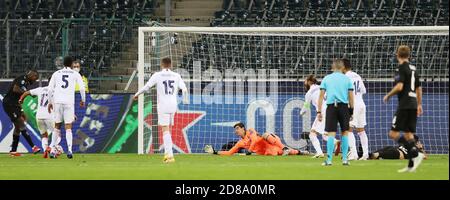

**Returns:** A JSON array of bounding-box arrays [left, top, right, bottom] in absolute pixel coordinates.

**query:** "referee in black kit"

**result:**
[[317, 59, 355, 166], [383, 45, 425, 173]]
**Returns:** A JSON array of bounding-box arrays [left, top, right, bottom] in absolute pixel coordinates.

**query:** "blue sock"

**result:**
[[341, 135, 349, 162], [326, 135, 335, 163]]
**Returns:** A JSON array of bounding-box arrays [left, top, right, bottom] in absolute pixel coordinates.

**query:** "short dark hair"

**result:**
[[73, 59, 81, 65], [26, 69, 38, 76], [306, 75, 317, 84], [26, 69, 39, 82], [342, 58, 351, 70], [63, 56, 74, 67], [397, 45, 410, 59], [233, 122, 245, 129], [161, 57, 172, 68]]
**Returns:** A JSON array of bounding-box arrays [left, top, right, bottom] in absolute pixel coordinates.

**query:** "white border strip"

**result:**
[[139, 26, 449, 33]]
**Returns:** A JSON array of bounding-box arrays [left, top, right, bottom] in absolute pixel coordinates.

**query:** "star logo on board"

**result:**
[[144, 110, 205, 153]]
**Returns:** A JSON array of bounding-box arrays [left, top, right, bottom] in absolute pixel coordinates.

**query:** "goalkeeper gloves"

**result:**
[[204, 145, 217, 154]]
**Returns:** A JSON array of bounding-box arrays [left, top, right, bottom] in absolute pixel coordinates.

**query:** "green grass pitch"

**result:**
[[0, 154, 448, 180]]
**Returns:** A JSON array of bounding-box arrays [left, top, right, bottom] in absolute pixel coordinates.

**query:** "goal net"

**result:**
[[137, 26, 449, 155]]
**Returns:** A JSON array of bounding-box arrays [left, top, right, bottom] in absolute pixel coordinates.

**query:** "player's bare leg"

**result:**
[[309, 131, 324, 158], [162, 125, 175, 163], [356, 127, 369, 160], [388, 130, 401, 141]]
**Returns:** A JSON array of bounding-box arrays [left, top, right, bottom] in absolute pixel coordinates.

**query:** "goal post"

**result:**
[[137, 26, 449, 155]]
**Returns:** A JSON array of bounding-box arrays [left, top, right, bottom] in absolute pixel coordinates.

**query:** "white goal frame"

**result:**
[[137, 26, 449, 154]]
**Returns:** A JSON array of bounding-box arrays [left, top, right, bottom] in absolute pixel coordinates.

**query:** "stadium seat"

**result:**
[[0, 0, 155, 83]]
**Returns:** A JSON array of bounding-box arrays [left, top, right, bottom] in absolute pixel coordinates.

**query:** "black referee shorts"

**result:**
[[391, 109, 417, 133], [325, 103, 351, 132], [2, 102, 22, 122]]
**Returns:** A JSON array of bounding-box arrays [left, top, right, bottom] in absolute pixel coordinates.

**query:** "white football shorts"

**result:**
[[53, 103, 75, 124], [158, 113, 175, 126]]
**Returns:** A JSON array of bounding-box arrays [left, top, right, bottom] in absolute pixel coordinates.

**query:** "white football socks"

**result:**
[[51, 129, 61, 151], [358, 131, 369, 157], [66, 129, 73, 154], [309, 133, 323, 155], [163, 132, 174, 157], [41, 137, 48, 150], [348, 132, 358, 158]]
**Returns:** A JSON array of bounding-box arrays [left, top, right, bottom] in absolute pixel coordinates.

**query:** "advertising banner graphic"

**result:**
[[0, 82, 448, 154]]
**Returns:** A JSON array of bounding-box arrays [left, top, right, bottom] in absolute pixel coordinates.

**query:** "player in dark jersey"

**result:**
[[383, 45, 424, 173], [369, 135, 427, 160], [2, 70, 41, 156]]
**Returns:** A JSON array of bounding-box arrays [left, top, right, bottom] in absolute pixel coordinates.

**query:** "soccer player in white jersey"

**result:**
[[47, 56, 86, 159], [301, 75, 340, 158], [342, 59, 369, 160], [19, 78, 58, 158], [133, 57, 188, 163]]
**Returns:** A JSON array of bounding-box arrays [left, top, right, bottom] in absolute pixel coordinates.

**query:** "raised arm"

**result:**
[[134, 74, 157, 99], [18, 91, 31, 104]]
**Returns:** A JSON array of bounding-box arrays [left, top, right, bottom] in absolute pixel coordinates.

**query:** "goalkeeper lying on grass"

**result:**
[[204, 122, 308, 156]]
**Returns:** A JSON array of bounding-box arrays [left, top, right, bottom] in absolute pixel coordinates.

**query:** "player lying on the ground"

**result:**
[[204, 122, 309, 156], [369, 135, 427, 160]]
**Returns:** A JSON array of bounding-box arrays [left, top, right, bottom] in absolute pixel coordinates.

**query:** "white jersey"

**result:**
[[48, 67, 86, 105], [345, 71, 366, 108], [301, 84, 325, 114], [29, 86, 52, 120], [135, 69, 187, 114]]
